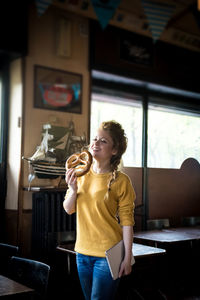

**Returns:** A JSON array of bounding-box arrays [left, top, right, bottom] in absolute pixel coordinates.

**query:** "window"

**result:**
[[90, 70, 200, 169], [90, 93, 143, 167], [148, 104, 200, 168]]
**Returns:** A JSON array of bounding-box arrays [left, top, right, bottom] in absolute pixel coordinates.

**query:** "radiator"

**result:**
[[32, 191, 76, 259]]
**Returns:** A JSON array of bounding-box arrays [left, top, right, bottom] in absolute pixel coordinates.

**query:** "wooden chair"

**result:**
[[0, 243, 19, 276], [8, 256, 50, 300], [47, 230, 76, 253], [147, 218, 170, 230], [181, 216, 200, 227]]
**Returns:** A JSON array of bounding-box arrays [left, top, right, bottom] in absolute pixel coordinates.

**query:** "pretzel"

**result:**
[[66, 150, 92, 177]]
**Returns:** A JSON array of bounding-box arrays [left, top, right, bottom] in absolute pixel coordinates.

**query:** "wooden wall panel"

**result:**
[[22, 5, 90, 207], [123, 158, 200, 230], [148, 158, 200, 226], [90, 20, 200, 94]]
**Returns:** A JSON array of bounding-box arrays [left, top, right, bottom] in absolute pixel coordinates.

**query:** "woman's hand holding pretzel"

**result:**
[[66, 150, 92, 177], [64, 150, 92, 214]]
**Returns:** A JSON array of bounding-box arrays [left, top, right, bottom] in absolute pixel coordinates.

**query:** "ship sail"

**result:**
[[23, 121, 87, 185]]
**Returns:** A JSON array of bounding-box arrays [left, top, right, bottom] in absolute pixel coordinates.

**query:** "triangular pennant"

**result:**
[[91, 0, 121, 30], [142, 0, 176, 42], [35, 0, 52, 16]]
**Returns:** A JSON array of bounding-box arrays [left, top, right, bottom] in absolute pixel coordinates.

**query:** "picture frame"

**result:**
[[119, 31, 154, 66], [34, 65, 82, 114]]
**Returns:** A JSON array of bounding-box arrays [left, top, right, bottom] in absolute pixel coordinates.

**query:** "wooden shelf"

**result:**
[[23, 186, 67, 192]]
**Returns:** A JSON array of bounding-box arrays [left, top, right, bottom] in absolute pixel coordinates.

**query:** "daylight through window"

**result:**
[[148, 104, 200, 168], [90, 93, 143, 167]]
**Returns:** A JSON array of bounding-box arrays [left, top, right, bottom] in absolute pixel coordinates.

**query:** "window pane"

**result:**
[[148, 104, 200, 168], [90, 93, 143, 167]]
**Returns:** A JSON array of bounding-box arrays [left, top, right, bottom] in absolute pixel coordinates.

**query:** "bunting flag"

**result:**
[[91, 0, 121, 30], [35, 0, 52, 16], [141, 0, 176, 42]]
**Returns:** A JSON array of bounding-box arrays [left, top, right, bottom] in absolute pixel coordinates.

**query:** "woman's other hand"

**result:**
[[118, 259, 132, 278]]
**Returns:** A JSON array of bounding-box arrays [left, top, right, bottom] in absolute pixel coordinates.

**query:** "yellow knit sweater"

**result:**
[[65, 168, 136, 257]]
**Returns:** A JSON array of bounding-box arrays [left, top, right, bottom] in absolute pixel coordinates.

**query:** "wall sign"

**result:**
[[34, 65, 82, 114], [120, 32, 154, 66]]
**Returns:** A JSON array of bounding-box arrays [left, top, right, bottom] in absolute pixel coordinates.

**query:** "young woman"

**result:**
[[63, 120, 136, 300]]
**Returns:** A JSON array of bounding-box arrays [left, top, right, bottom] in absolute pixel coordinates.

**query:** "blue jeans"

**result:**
[[76, 253, 120, 300]]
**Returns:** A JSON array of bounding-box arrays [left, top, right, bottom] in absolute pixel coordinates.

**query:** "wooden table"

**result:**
[[57, 242, 166, 257], [0, 275, 34, 298], [134, 226, 200, 247], [171, 226, 200, 238], [56, 242, 166, 274], [134, 227, 200, 297], [133, 243, 166, 257]]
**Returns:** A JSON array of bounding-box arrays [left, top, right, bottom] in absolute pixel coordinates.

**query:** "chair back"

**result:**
[[147, 218, 170, 230], [181, 216, 200, 227], [0, 243, 19, 276], [47, 230, 76, 252], [8, 256, 50, 299]]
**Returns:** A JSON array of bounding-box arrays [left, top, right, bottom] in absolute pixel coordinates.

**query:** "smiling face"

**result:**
[[90, 129, 117, 163]]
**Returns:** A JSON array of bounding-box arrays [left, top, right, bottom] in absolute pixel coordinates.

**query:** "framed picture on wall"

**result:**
[[120, 31, 154, 66], [34, 65, 82, 114]]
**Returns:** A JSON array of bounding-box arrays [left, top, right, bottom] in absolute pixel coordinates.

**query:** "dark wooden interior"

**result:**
[[1, 1, 200, 299]]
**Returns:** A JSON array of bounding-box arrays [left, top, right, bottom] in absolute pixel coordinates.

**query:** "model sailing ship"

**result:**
[[23, 121, 87, 185]]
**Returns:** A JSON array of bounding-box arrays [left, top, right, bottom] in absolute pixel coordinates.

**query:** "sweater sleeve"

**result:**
[[117, 174, 136, 226]]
